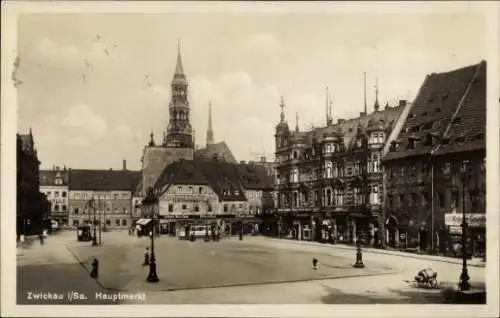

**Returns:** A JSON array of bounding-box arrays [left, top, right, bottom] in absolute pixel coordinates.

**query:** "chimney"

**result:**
[[360, 112, 366, 117], [338, 119, 346, 124], [123, 159, 127, 170], [260, 156, 266, 163], [399, 100, 407, 107]]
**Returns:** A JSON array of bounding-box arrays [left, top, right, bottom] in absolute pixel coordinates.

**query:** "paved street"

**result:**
[[17, 230, 486, 304]]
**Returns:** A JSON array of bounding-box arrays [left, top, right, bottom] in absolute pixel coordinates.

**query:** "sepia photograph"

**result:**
[[1, 1, 499, 317]]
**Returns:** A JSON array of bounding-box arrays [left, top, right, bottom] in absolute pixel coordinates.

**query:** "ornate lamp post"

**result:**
[[353, 133, 369, 268], [143, 187, 159, 283], [459, 160, 470, 291]]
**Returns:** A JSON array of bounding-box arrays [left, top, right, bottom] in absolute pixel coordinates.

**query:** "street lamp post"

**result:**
[[353, 133, 368, 268], [144, 187, 159, 283], [459, 160, 471, 291]]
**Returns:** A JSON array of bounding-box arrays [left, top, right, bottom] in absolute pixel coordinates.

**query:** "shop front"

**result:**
[[444, 213, 486, 257]]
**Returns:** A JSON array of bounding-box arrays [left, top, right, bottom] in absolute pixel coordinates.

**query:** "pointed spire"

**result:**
[[174, 39, 185, 77], [206, 101, 214, 146], [326, 87, 329, 126], [149, 130, 155, 147], [280, 95, 286, 123], [295, 112, 299, 132], [363, 72, 367, 115], [208, 101, 213, 130], [374, 78, 380, 112], [329, 96, 334, 125]]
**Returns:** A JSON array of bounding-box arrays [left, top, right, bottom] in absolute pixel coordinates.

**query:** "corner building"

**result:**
[[382, 61, 486, 255], [274, 96, 408, 244]]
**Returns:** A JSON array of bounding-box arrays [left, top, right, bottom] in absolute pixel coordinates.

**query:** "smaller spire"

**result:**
[[374, 78, 380, 112], [148, 130, 155, 147], [363, 72, 367, 115], [295, 112, 299, 132], [279, 95, 286, 123], [174, 39, 185, 77]]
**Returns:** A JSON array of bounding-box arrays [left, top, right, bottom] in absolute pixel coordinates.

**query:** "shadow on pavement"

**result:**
[[17, 263, 126, 305], [320, 282, 486, 304]]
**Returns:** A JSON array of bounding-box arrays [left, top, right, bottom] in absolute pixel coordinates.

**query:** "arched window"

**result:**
[[326, 189, 332, 206]]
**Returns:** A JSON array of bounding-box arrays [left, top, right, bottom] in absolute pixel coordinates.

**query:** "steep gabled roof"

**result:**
[[154, 159, 273, 202], [68, 169, 141, 191], [39, 170, 69, 186], [194, 141, 237, 163], [433, 61, 486, 155], [196, 161, 247, 201], [154, 160, 209, 190], [307, 104, 405, 150], [235, 163, 274, 191], [383, 61, 484, 161]]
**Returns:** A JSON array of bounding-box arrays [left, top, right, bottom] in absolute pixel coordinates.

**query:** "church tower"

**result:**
[[140, 40, 194, 195], [165, 40, 193, 149], [206, 101, 214, 147]]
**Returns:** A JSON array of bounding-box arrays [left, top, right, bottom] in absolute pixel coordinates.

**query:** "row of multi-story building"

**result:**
[[273, 61, 487, 254]]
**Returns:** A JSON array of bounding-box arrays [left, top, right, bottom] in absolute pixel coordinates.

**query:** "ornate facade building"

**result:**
[[382, 61, 486, 255], [150, 160, 273, 235], [17, 129, 50, 236], [39, 166, 69, 228], [274, 91, 410, 244]]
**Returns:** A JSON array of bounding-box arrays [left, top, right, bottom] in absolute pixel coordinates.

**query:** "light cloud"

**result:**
[[61, 104, 107, 139], [15, 12, 488, 170]]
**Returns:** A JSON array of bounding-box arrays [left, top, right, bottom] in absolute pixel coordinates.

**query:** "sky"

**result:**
[[16, 10, 488, 170]]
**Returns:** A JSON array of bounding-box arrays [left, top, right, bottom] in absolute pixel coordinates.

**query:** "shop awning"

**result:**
[[136, 218, 152, 226]]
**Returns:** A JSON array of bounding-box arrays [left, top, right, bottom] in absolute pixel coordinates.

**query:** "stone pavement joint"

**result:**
[[156, 271, 399, 292], [264, 237, 486, 268]]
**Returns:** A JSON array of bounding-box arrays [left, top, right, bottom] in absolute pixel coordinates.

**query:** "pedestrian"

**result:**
[[143, 247, 150, 266]]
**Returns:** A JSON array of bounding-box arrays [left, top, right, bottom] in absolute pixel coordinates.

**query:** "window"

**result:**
[[55, 191, 60, 197], [115, 219, 120, 226], [182, 204, 187, 210], [124, 208, 128, 215], [399, 194, 405, 207], [73, 220, 79, 226], [451, 190, 460, 209], [62, 205, 67, 211], [194, 205, 199, 212], [438, 192, 445, 208], [46, 191, 51, 197], [106, 220, 111, 226], [122, 219, 127, 226], [208, 205, 212, 212], [326, 189, 332, 206], [177, 186, 182, 192], [115, 208, 119, 214], [54, 205, 60, 211], [443, 162, 451, 174], [62, 191, 67, 197], [188, 186, 192, 193], [199, 187, 203, 194], [408, 139, 416, 149], [224, 204, 228, 212], [239, 203, 243, 209], [113, 193, 118, 200], [74, 207, 80, 215], [168, 204, 173, 212]]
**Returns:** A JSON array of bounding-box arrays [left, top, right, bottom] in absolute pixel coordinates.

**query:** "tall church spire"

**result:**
[[373, 78, 380, 112], [295, 112, 299, 132], [166, 40, 193, 149], [174, 39, 185, 77], [206, 101, 214, 146]]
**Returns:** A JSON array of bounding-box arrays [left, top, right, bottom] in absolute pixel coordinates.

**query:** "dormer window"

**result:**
[[55, 178, 63, 185]]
